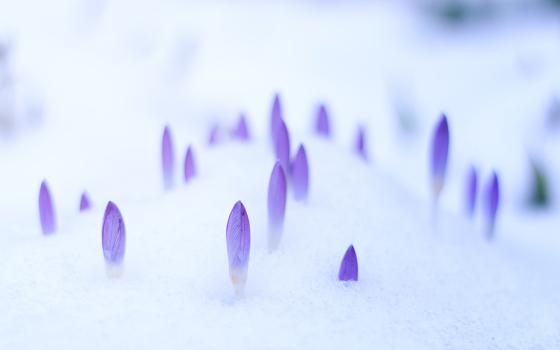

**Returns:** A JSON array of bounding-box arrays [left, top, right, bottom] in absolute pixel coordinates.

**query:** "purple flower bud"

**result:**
[[274, 119, 291, 174], [184, 145, 196, 182], [315, 104, 331, 137], [38, 180, 56, 235], [484, 172, 500, 239], [226, 201, 251, 294], [232, 114, 250, 140], [338, 245, 358, 281], [161, 125, 175, 190], [430, 114, 449, 199], [102, 201, 126, 270], [208, 125, 220, 145], [267, 162, 287, 251], [270, 93, 282, 142], [355, 125, 368, 161], [291, 144, 309, 201], [465, 166, 478, 217], [79, 191, 92, 212]]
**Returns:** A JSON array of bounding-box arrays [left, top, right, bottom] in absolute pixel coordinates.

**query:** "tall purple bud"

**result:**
[[226, 201, 251, 295], [291, 144, 309, 201], [274, 119, 291, 174], [184, 145, 197, 182], [232, 114, 250, 140], [267, 162, 287, 252], [430, 114, 449, 200], [270, 93, 282, 143], [161, 125, 175, 190], [315, 104, 331, 137], [38, 180, 56, 235], [338, 245, 358, 281], [465, 166, 478, 217], [79, 191, 92, 212], [102, 201, 126, 277], [208, 125, 220, 145], [355, 125, 368, 161], [484, 172, 500, 239]]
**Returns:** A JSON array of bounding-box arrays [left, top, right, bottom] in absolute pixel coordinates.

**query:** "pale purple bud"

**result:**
[[184, 145, 196, 182], [465, 166, 478, 217], [355, 125, 368, 161], [226, 201, 251, 293], [208, 125, 220, 145], [102, 201, 126, 267], [291, 144, 309, 201], [430, 114, 449, 199], [161, 125, 175, 190], [315, 104, 331, 137], [232, 114, 250, 140], [267, 162, 287, 251], [270, 93, 282, 142], [79, 191, 92, 212], [338, 245, 358, 281], [274, 119, 290, 174], [39, 180, 56, 235], [484, 172, 500, 239]]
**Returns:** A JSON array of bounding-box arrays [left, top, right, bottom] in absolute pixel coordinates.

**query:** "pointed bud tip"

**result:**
[[338, 245, 358, 281], [226, 200, 251, 291], [102, 201, 126, 266], [39, 180, 56, 235], [79, 192, 91, 211], [268, 162, 287, 251], [292, 144, 309, 201]]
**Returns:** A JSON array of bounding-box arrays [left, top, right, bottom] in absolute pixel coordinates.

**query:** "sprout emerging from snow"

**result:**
[[355, 125, 368, 161], [102, 201, 126, 277], [79, 191, 92, 212], [528, 159, 549, 208], [430, 114, 449, 202], [291, 144, 309, 201], [274, 119, 291, 174], [38, 180, 56, 235], [232, 114, 250, 140], [484, 172, 500, 240], [267, 162, 287, 252], [315, 104, 331, 137], [338, 245, 358, 281], [226, 201, 251, 295], [465, 166, 478, 217], [161, 125, 175, 190], [184, 145, 196, 182], [270, 93, 282, 143]]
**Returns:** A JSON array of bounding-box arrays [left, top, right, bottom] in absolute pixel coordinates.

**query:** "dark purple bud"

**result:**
[[161, 125, 175, 190], [208, 125, 220, 145], [355, 125, 368, 161], [338, 245, 358, 281], [484, 172, 500, 239], [274, 119, 290, 174], [184, 145, 196, 182], [291, 144, 309, 201], [267, 162, 287, 251], [79, 191, 92, 212], [270, 93, 282, 142], [38, 180, 56, 235], [465, 166, 478, 217], [102, 201, 126, 271], [232, 114, 250, 140], [430, 114, 449, 199], [226, 201, 251, 293], [315, 104, 331, 137]]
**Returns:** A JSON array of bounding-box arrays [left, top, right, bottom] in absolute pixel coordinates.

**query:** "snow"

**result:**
[[0, 0, 559, 348]]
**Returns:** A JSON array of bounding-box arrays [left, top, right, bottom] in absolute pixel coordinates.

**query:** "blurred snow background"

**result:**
[[0, 0, 559, 348]]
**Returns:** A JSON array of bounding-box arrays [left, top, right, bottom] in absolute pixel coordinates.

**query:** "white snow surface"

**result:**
[[0, 1, 559, 349]]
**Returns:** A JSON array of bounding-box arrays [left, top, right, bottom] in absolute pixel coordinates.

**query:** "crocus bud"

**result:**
[[315, 104, 331, 137], [270, 93, 282, 142], [232, 114, 250, 140], [338, 245, 358, 281], [430, 114, 449, 200], [274, 119, 290, 174], [226, 201, 251, 295], [267, 162, 287, 252], [102, 201, 126, 277], [79, 191, 92, 212], [465, 166, 477, 217], [291, 144, 309, 201], [161, 125, 175, 190], [484, 172, 500, 240], [208, 125, 220, 145], [355, 125, 368, 161], [528, 159, 549, 207], [184, 145, 196, 182], [39, 180, 56, 235]]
